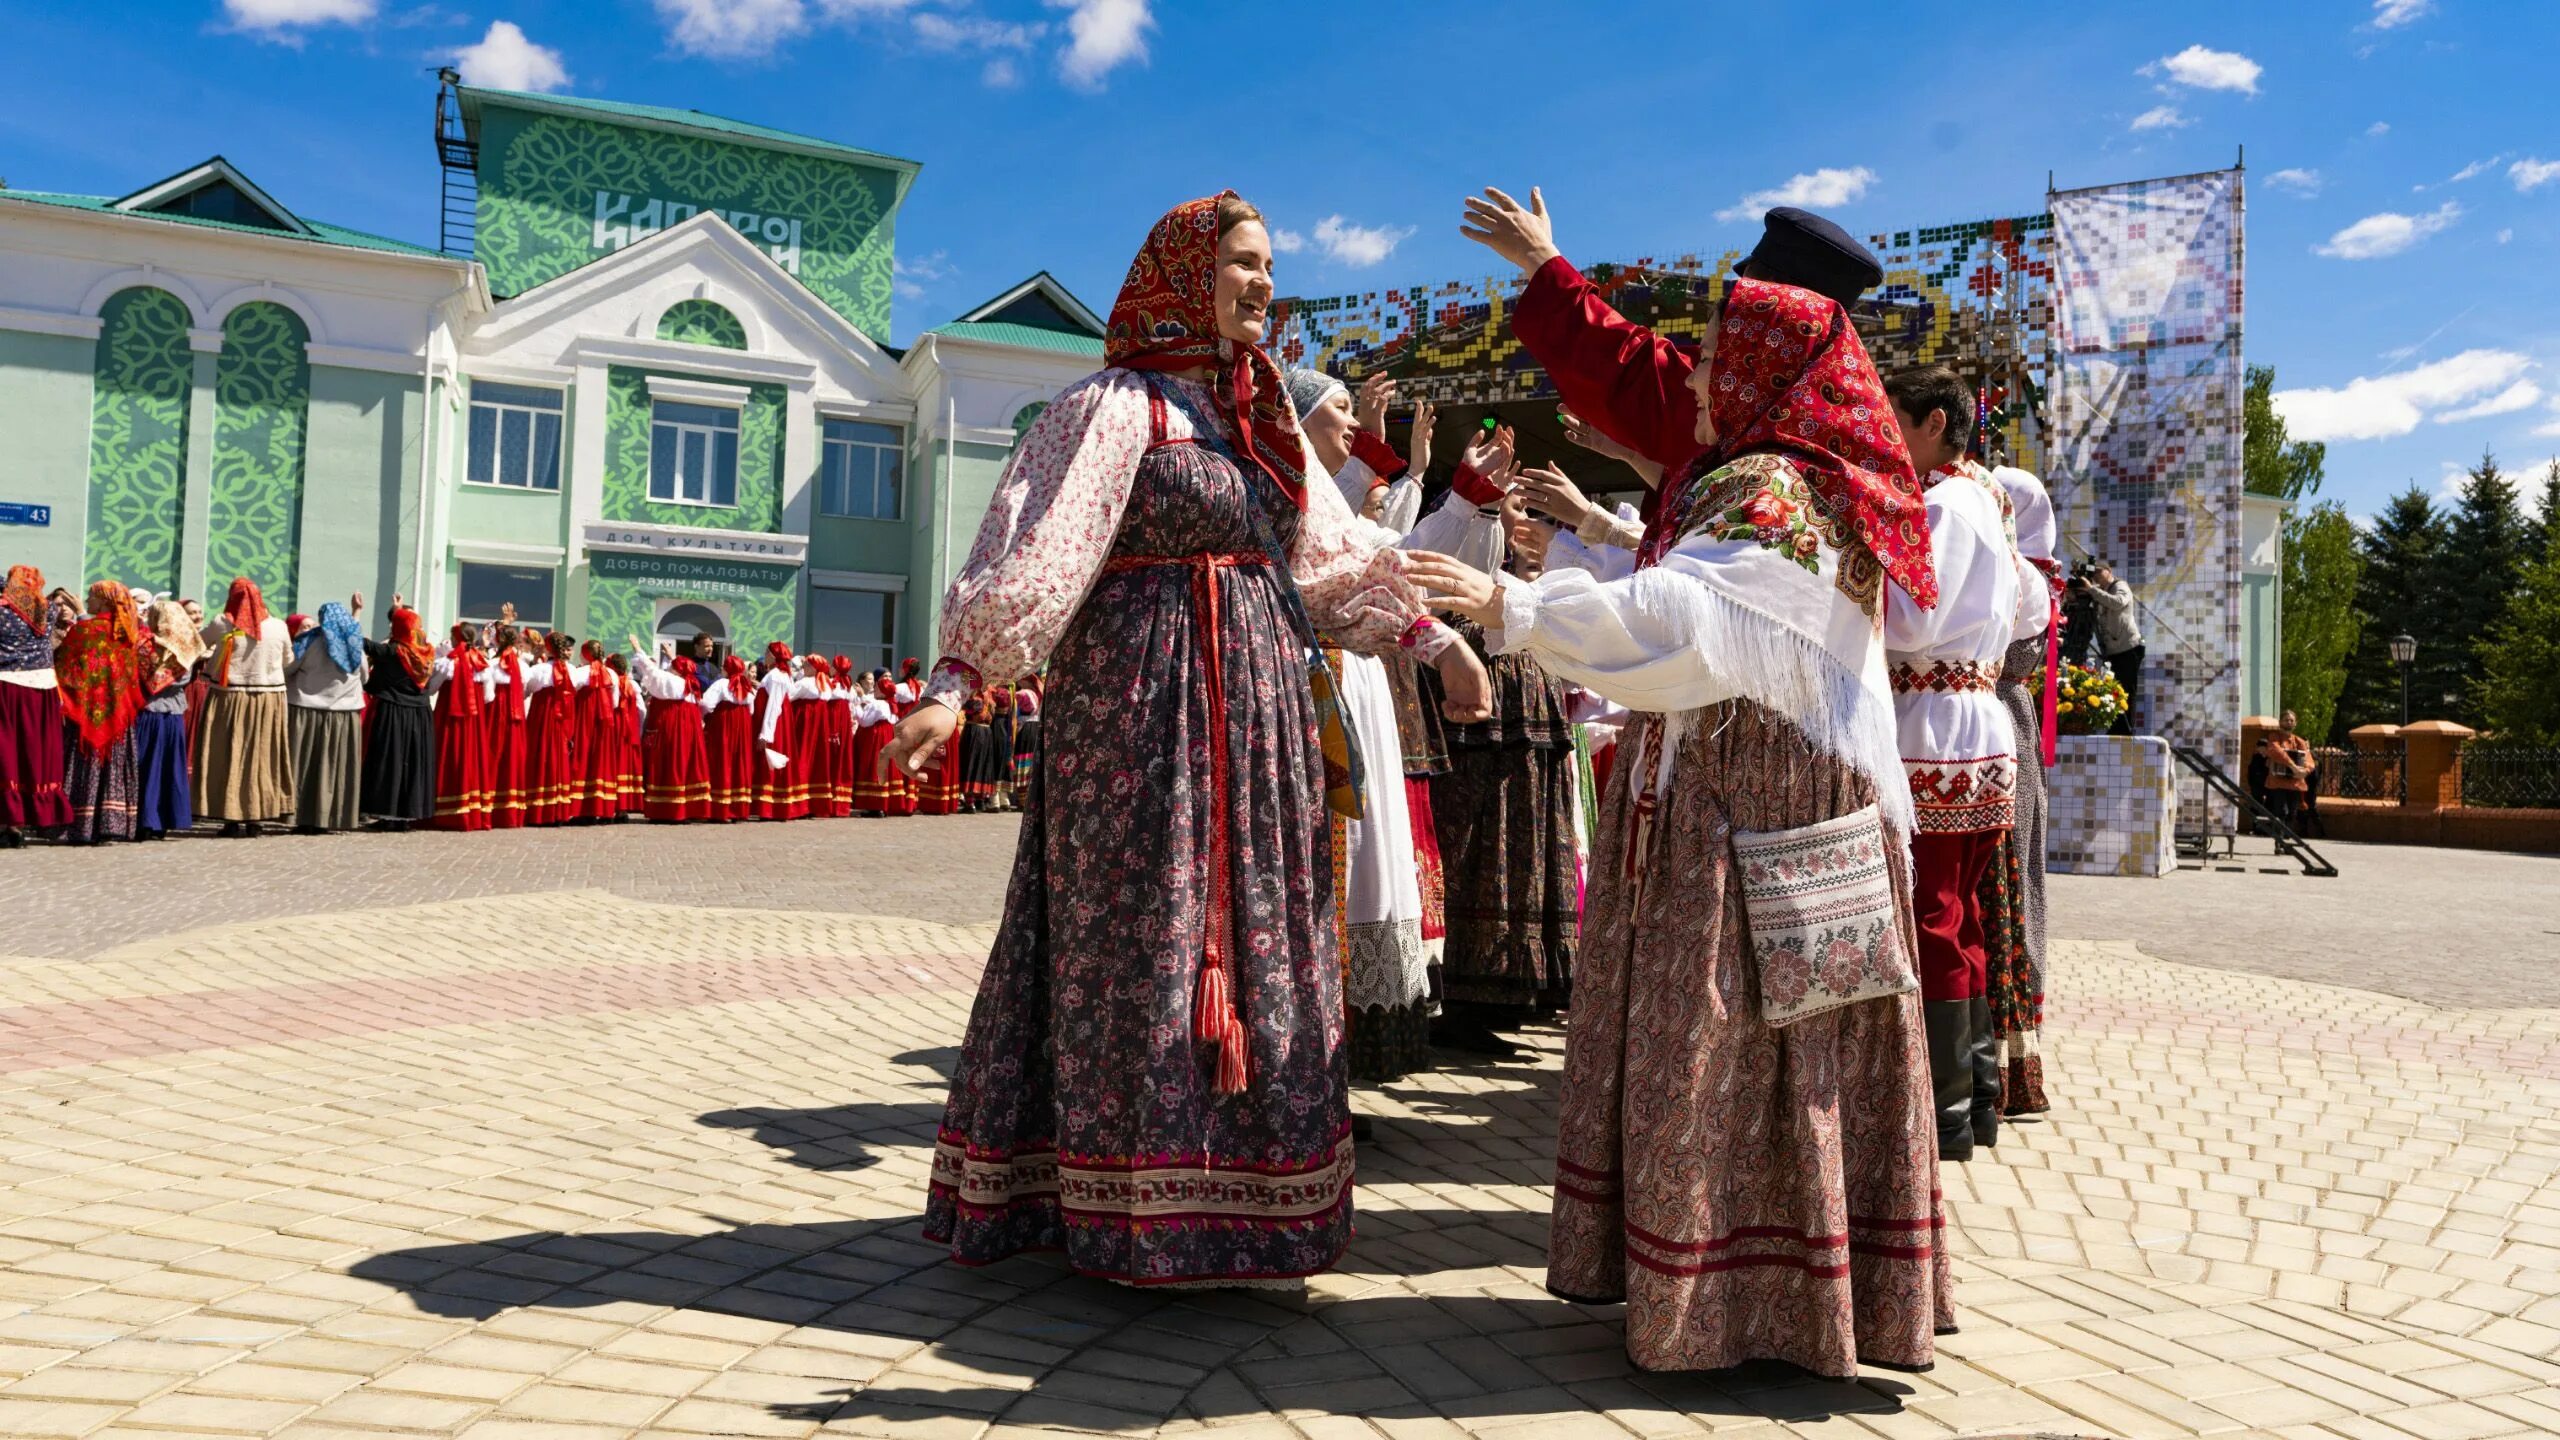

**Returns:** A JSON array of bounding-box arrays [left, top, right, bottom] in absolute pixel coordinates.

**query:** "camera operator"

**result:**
[[2059, 561, 2099, 667], [2069, 559, 2142, 736]]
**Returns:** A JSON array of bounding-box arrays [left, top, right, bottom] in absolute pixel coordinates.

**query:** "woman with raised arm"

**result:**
[[885, 193, 1490, 1286], [1408, 185, 1952, 1376]]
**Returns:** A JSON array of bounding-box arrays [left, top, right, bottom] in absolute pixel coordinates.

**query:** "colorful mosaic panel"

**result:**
[[207, 301, 310, 614], [658, 299, 747, 350], [601, 366, 785, 533], [84, 287, 193, 595], [2046, 734, 2177, 876], [1270, 212, 2057, 473], [2049, 170, 2245, 791]]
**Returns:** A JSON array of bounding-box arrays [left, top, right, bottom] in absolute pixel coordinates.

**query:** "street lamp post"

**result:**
[[2389, 632, 2417, 726]]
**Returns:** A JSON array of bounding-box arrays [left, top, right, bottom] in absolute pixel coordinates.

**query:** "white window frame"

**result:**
[[818, 418, 906, 521], [648, 400, 742, 510], [464, 382, 566, 492]]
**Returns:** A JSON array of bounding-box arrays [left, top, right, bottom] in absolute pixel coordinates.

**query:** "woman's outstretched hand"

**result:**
[[1459, 186, 1561, 277], [1405, 551, 1505, 630], [883, 702, 956, 781]]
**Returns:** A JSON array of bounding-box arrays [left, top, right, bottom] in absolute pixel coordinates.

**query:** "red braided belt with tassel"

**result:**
[[1101, 549, 1271, 1095]]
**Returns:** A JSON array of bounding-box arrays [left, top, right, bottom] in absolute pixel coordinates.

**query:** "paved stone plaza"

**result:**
[[4, 819, 2559, 1440]]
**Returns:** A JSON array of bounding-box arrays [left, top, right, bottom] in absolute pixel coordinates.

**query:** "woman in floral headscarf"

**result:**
[[55, 581, 149, 844], [0, 565, 71, 845], [884, 193, 1491, 1287], [1410, 187, 1952, 1376], [198, 577, 296, 837], [134, 597, 204, 839]]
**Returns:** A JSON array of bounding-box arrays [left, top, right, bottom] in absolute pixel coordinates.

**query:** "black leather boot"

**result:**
[[1924, 999, 1974, 1162], [1969, 998, 2001, 1150]]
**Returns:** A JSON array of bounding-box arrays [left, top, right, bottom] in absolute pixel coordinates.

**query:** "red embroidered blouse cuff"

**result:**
[[1348, 429, 1406, 482], [1449, 461, 1505, 508]]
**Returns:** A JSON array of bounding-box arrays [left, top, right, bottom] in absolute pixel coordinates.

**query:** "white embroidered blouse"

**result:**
[[923, 370, 1428, 710], [1883, 468, 2024, 832]]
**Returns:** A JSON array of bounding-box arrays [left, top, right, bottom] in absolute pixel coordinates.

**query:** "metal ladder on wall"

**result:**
[[2169, 745, 2338, 878]]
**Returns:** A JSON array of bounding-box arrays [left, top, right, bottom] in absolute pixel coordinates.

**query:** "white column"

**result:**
[[781, 382, 817, 649], [565, 360, 611, 633], [178, 329, 223, 602]]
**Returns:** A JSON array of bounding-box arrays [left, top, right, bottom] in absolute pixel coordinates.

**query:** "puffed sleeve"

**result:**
[[925, 372, 1153, 705], [1290, 437, 1430, 656]]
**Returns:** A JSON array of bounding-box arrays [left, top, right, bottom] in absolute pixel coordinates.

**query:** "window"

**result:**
[[649, 400, 740, 507], [466, 383, 565, 491], [457, 562, 556, 627], [808, 585, 897, 675], [819, 418, 904, 519]]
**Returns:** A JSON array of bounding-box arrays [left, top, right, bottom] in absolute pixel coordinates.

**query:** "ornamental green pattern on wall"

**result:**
[[602, 367, 784, 532], [85, 288, 193, 595], [207, 303, 310, 613], [475, 107, 897, 338], [658, 299, 746, 349]]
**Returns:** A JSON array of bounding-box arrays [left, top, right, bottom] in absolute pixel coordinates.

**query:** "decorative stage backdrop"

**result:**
[[1272, 166, 2246, 820]]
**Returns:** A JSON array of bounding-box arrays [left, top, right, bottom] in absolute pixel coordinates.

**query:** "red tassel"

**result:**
[[1194, 962, 1250, 1094]]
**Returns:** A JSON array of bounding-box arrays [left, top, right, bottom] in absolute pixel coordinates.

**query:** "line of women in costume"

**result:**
[[883, 185, 2079, 1382], [0, 573, 1042, 843]]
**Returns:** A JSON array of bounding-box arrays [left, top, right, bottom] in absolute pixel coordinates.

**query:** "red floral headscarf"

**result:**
[[55, 581, 146, 756], [223, 577, 269, 634], [390, 607, 434, 686], [1650, 278, 1937, 608], [443, 622, 485, 719], [1105, 192, 1309, 511], [3, 565, 42, 631]]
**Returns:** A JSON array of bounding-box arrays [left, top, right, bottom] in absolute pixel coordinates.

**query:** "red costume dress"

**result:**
[[633, 653, 711, 822], [520, 642, 586, 827], [752, 646, 808, 821], [427, 627, 494, 831], [700, 658, 757, 822], [572, 641, 624, 821], [487, 650, 530, 829], [851, 690, 900, 815]]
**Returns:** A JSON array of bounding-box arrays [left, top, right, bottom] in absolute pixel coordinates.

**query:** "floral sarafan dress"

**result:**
[[921, 372, 1425, 1285]]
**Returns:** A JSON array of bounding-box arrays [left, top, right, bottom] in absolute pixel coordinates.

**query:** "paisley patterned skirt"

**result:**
[[1548, 700, 1954, 1376]]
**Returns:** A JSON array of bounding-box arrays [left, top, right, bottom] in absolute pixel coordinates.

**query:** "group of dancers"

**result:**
[[884, 188, 2062, 1380], [0, 574, 1041, 844]]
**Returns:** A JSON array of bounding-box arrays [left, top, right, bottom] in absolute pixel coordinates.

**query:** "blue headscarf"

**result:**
[[294, 601, 365, 674]]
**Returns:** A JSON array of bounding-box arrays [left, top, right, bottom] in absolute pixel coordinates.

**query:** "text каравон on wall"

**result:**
[[593, 192, 802, 274]]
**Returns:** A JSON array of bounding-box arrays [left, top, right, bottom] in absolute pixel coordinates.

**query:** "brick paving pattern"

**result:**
[[2, 828, 2558, 1438]]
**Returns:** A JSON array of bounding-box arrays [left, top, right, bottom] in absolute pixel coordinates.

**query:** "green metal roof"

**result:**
[[928, 321, 1105, 356], [461, 88, 921, 190], [0, 189, 450, 259]]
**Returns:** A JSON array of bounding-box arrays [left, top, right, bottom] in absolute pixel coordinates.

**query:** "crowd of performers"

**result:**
[[0, 579, 1042, 844], [885, 190, 2064, 1380]]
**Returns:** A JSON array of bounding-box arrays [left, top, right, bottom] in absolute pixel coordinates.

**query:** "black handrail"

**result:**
[[2171, 745, 2337, 877]]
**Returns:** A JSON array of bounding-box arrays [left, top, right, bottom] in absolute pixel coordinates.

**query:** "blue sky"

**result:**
[[5, 0, 2555, 522]]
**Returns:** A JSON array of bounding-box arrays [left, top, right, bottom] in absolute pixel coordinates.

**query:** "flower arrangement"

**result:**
[[2032, 662, 2130, 735]]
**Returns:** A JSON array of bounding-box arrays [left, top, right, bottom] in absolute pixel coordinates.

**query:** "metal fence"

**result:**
[[2312, 746, 2403, 803], [2461, 744, 2560, 810]]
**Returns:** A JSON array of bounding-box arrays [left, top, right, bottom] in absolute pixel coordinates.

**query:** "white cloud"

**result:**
[[2371, 0, 2432, 27], [2498, 228, 2515, 245], [2446, 155, 2504, 184], [450, 21, 569, 92], [2435, 381, 2543, 424], [2272, 350, 2535, 441], [2513, 158, 2560, 193], [2315, 202, 2460, 259], [1050, 0, 1151, 90], [656, 0, 805, 57], [2538, 398, 2560, 441], [894, 249, 953, 283], [2368, 120, 2391, 137], [1311, 216, 1413, 269], [2148, 44, 2262, 94], [912, 13, 1042, 51], [2265, 168, 2323, 196], [1269, 227, 1307, 255], [981, 57, 1019, 87], [2130, 106, 2190, 133], [1715, 166, 1877, 225], [224, 0, 373, 33]]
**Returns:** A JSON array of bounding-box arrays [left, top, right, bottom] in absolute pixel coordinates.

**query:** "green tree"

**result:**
[[2526, 457, 2560, 562], [2243, 364, 2327, 500], [2473, 521, 2560, 743], [2279, 502, 2363, 743], [2335, 486, 2458, 737], [2445, 449, 2532, 726]]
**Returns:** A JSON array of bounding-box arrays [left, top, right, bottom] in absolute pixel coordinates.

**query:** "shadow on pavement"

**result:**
[[694, 1100, 943, 1173]]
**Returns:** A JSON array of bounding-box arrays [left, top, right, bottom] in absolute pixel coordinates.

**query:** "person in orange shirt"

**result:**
[[2258, 709, 2317, 832]]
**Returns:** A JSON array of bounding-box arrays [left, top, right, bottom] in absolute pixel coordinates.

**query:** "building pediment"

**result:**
[[465, 211, 906, 405]]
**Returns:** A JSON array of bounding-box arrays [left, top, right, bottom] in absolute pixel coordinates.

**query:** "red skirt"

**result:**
[[619, 705, 645, 810], [852, 719, 901, 814], [0, 683, 71, 829], [703, 703, 755, 821], [573, 688, 622, 821], [755, 697, 810, 821], [820, 703, 855, 817], [642, 696, 710, 822], [523, 688, 580, 826], [489, 709, 528, 829], [915, 724, 964, 815], [428, 704, 492, 831], [1408, 777, 1447, 949]]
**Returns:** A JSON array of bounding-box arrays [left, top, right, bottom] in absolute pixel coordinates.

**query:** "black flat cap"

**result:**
[[1742, 206, 1884, 308]]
